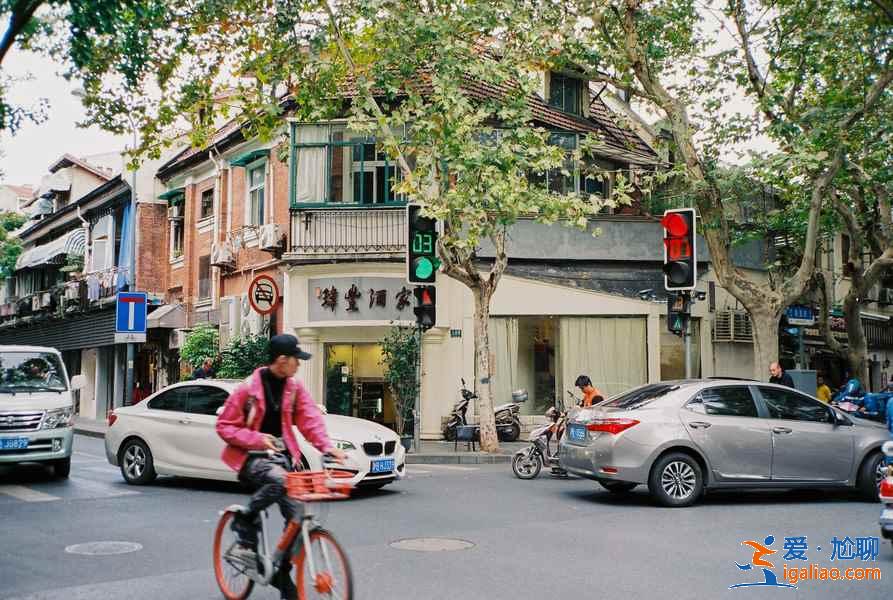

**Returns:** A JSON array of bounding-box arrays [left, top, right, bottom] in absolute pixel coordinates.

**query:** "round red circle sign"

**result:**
[[248, 274, 280, 315]]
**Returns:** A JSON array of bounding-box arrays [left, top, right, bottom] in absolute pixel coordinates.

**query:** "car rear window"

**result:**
[[600, 384, 679, 410]]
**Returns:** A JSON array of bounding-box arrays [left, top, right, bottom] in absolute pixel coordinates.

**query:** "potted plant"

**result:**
[[380, 324, 420, 451]]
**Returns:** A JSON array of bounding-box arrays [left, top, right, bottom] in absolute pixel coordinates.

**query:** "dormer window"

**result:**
[[548, 73, 583, 116]]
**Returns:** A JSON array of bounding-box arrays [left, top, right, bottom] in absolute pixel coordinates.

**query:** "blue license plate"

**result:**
[[568, 424, 586, 442], [0, 437, 29, 450], [371, 458, 395, 473]]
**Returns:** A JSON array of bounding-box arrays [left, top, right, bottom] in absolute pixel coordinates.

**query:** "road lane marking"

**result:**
[[0, 485, 60, 502], [68, 476, 140, 498], [413, 464, 480, 471], [73, 451, 106, 460]]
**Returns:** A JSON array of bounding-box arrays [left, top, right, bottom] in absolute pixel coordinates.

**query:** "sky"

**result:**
[[0, 50, 126, 186]]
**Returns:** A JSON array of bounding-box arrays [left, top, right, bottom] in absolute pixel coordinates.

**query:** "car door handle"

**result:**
[[772, 426, 792, 434], [178, 418, 192, 425], [688, 421, 712, 429]]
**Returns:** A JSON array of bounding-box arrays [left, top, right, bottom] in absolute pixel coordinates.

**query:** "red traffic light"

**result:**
[[420, 288, 434, 305], [661, 212, 689, 237]]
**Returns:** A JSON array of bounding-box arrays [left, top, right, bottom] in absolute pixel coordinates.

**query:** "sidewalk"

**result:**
[[74, 417, 524, 464]]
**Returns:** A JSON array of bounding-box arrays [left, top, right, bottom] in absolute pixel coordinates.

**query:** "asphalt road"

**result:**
[[1, 434, 890, 599]]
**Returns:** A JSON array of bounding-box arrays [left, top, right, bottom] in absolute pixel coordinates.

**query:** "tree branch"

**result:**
[[870, 0, 893, 24], [0, 0, 43, 65], [814, 270, 845, 355], [729, 0, 782, 125]]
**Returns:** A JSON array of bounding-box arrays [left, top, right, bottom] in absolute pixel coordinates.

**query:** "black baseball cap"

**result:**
[[269, 334, 312, 361]]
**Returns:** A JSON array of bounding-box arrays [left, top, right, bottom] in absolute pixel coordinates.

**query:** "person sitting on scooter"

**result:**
[[575, 375, 604, 408]]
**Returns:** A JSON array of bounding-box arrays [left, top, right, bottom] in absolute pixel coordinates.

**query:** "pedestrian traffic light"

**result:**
[[413, 285, 436, 331], [661, 208, 697, 291], [407, 204, 438, 284], [667, 291, 690, 336]]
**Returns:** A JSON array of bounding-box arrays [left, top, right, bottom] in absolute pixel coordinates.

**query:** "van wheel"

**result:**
[[648, 452, 703, 507], [856, 451, 884, 502], [120, 439, 157, 485], [51, 457, 71, 479]]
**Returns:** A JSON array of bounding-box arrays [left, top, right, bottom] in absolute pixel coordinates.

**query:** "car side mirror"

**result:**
[[831, 409, 852, 426], [70, 375, 86, 391]]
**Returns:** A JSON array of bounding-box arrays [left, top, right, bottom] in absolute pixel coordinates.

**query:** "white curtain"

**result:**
[[489, 317, 520, 407], [90, 215, 112, 272], [295, 125, 328, 203], [560, 317, 648, 399]]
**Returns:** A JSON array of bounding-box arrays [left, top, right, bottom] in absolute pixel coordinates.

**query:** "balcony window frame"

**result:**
[[548, 73, 584, 116], [290, 122, 410, 209], [199, 187, 214, 221]]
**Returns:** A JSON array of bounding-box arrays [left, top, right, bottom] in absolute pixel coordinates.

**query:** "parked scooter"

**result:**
[[512, 405, 569, 480], [879, 441, 893, 542], [832, 378, 890, 423], [442, 379, 522, 442]]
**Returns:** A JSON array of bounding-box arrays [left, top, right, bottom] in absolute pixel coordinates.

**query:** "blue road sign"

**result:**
[[116, 292, 148, 334]]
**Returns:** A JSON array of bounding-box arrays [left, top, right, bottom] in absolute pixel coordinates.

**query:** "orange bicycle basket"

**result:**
[[285, 470, 353, 501]]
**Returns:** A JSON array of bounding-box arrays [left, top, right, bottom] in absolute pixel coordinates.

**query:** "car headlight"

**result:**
[[332, 439, 356, 451], [43, 407, 73, 429]]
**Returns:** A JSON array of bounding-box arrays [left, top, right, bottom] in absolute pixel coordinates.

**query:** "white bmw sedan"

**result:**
[[104, 379, 406, 489]]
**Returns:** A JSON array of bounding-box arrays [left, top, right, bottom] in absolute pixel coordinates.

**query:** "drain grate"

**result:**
[[65, 541, 143, 556], [389, 537, 475, 552]]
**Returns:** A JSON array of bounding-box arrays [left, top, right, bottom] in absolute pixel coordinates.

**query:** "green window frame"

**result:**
[[289, 122, 409, 208]]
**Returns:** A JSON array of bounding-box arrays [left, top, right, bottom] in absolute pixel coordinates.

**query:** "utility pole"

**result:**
[[414, 324, 422, 453], [124, 120, 138, 407], [684, 292, 693, 378]]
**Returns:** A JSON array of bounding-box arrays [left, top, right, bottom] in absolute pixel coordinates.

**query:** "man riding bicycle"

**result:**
[[216, 334, 346, 599]]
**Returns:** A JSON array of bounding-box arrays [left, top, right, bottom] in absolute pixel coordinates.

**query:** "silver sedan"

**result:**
[[560, 379, 891, 507]]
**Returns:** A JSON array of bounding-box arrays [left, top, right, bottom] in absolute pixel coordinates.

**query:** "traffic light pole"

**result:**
[[684, 292, 693, 379], [414, 323, 422, 453]]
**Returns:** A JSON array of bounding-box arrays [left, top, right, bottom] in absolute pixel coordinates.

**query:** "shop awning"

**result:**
[[230, 148, 270, 167], [159, 187, 185, 203], [147, 303, 187, 329], [15, 228, 87, 271]]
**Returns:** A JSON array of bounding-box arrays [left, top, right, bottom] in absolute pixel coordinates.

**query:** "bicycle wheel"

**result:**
[[293, 528, 353, 600], [213, 510, 255, 600]]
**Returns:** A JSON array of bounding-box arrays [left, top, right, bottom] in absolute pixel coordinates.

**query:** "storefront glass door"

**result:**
[[324, 343, 397, 429]]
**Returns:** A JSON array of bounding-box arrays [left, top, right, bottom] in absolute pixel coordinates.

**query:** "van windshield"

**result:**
[[0, 352, 67, 393]]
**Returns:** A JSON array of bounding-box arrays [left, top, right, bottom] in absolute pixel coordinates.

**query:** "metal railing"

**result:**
[[289, 205, 407, 256]]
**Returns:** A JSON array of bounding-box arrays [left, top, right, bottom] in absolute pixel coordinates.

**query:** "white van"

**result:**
[[0, 345, 85, 478]]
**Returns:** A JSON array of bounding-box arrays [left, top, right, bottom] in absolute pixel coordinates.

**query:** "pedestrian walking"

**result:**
[[193, 358, 215, 379], [768, 362, 794, 388]]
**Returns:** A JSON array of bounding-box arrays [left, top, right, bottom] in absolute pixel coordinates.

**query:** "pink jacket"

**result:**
[[216, 367, 333, 472]]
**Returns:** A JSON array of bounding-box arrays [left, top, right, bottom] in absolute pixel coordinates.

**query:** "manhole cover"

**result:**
[[65, 541, 143, 556], [389, 537, 475, 552]]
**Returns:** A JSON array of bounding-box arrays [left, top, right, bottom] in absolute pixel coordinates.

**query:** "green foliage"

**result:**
[[216, 334, 270, 379], [180, 324, 218, 370], [0, 211, 25, 279], [379, 325, 420, 437], [1, 211, 25, 232]]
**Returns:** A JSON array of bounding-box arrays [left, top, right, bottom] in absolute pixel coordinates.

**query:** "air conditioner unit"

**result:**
[[168, 204, 183, 221], [210, 241, 236, 270], [258, 223, 283, 252], [170, 329, 189, 349], [712, 310, 754, 343]]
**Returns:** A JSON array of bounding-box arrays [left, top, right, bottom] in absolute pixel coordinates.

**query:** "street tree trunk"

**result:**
[[843, 293, 869, 384], [471, 286, 499, 452], [749, 308, 782, 382]]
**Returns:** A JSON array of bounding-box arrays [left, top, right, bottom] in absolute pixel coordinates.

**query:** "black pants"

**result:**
[[235, 456, 300, 596]]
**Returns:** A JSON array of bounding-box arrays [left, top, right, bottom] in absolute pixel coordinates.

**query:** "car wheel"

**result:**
[[598, 480, 637, 494], [648, 452, 703, 508], [856, 451, 884, 502], [119, 439, 157, 485], [51, 457, 71, 479]]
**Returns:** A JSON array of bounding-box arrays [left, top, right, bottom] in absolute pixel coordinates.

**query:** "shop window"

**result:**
[[488, 317, 558, 415]]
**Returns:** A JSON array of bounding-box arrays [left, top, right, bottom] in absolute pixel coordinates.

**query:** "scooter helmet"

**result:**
[[574, 375, 592, 389]]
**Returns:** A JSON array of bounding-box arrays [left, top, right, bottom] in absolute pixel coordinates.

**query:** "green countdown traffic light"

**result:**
[[414, 256, 434, 280]]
